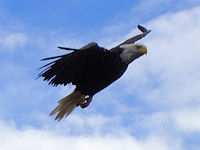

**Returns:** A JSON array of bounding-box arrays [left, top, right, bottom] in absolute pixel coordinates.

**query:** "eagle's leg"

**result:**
[[80, 96, 93, 108]]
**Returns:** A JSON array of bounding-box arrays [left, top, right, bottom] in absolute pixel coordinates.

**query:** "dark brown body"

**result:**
[[38, 45, 128, 96]]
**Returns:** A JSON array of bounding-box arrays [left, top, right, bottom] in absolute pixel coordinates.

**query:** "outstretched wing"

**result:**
[[37, 44, 109, 87], [57, 42, 99, 51], [110, 25, 151, 53], [118, 25, 151, 46]]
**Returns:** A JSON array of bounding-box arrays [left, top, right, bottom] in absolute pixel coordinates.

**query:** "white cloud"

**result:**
[[121, 6, 200, 107], [138, 108, 200, 133], [0, 32, 28, 50], [0, 119, 182, 150], [172, 109, 200, 132]]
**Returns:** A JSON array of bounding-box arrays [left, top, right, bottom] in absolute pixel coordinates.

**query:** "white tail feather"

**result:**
[[49, 90, 85, 121]]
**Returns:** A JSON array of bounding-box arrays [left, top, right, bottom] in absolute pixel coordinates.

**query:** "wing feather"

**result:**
[[38, 45, 108, 86]]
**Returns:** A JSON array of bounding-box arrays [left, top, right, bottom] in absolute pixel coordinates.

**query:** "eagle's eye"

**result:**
[[135, 45, 142, 49]]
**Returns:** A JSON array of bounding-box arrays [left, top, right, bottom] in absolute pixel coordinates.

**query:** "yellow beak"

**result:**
[[141, 46, 147, 55]]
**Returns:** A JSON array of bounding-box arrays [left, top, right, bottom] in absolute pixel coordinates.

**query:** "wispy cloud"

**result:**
[[172, 109, 200, 132], [0, 119, 182, 150], [0, 33, 28, 51], [122, 6, 200, 106]]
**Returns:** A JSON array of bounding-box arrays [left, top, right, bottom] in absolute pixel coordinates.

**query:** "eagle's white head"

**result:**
[[119, 43, 147, 64]]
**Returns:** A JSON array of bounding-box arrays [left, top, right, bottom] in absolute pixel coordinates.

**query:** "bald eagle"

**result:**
[[38, 25, 151, 121]]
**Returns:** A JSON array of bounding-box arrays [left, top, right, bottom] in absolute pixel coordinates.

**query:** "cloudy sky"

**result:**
[[0, 0, 200, 149]]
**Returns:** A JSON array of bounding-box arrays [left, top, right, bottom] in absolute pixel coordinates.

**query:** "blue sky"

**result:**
[[0, 0, 200, 150]]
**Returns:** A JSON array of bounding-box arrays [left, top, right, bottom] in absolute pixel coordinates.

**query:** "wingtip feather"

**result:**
[[57, 46, 78, 51]]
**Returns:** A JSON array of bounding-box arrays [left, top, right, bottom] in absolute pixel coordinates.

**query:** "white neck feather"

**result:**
[[120, 44, 137, 64]]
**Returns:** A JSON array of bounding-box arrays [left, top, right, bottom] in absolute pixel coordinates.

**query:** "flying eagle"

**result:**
[[38, 25, 151, 121]]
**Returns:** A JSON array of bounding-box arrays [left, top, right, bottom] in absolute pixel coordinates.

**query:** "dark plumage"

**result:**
[[38, 44, 127, 95], [38, 25, 151, 120]]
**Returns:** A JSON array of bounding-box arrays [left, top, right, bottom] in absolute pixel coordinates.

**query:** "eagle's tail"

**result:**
[[49, 90, 85, 121]]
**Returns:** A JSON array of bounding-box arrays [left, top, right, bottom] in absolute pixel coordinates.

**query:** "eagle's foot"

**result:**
[[80, 96, 93, 108]]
